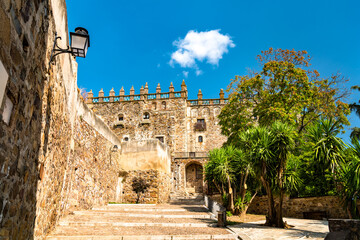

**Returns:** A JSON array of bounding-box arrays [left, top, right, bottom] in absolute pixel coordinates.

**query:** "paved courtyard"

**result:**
[[228, 218, 329, 240]]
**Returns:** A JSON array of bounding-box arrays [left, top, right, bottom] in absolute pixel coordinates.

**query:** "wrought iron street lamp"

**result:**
[[49, 27, 90, 66]]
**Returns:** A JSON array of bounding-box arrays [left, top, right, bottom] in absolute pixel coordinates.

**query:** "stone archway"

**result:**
[[185, 163, 203, 194]]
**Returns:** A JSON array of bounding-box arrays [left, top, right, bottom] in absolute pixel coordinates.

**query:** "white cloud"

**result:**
[[195, 69, 203, 76], [170, 29, 235, 69], [182, 71, 189, 78]]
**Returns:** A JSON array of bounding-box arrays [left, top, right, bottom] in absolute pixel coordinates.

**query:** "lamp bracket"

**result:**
[[48, 32, 73, 68]]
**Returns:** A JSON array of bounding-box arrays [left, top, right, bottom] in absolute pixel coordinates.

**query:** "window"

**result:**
[[153, 102, 157, 110], [197, 119, 205, 123], [118, 114, 124, 121], [123, 137, 129, 141], [156, 136, 164, 143], [198, 136, 203, 142], [143, 112, 150, 119], [162, 101, 166, 109], [0, 60, 8, 106]]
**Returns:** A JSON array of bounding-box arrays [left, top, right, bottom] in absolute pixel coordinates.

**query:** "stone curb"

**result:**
[[46, 234, 238, 240]]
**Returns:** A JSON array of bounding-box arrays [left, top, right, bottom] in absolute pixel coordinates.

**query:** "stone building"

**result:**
[[86, 82, 228, 196]]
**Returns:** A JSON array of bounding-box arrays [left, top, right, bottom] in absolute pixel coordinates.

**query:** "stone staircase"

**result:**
[[46, 198, 238, 240]]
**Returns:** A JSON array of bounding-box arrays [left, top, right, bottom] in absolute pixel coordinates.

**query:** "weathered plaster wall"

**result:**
[[247, 196, 348, 219], [116, 140, 171, 173]]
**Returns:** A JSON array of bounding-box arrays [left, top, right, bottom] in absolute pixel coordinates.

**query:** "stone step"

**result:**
[[47, 234, 238, 240], [58, 221, 217, 228], [59, 215, 217, 224], [94, 205, 208, 212], [72, 211, 214, 219], [47, 226, 235, 239]]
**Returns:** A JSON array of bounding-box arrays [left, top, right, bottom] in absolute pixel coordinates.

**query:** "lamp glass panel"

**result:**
[[84, 40, 88, 57], [71, 34, 87, 49]]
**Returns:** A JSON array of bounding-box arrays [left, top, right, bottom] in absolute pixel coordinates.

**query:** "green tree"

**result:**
[[205, 146, 238, 212], [349, 86, 360, 140], [205, 146, 256, 213], [296, 118, 346, 197], [338, 138, 360, 219], [219, 48, 350, 144], [239, 122, 299, 228]]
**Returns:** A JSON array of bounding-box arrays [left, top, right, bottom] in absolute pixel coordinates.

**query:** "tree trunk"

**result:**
[[276, 189, 285, 228], [227, 175, 234, 212], [261, 176, 277, 227]]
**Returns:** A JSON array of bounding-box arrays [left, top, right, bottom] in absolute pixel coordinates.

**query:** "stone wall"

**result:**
[[0, 0, 52, 239], [120, 170, 171, 204], [248, 196, 348, 219], [0, 0, 122, 239]]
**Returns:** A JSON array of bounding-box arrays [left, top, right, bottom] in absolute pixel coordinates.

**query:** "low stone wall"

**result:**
[[248, 196, 348, 219], [326, 219, 360, 239], [120, 170, 171, 204]]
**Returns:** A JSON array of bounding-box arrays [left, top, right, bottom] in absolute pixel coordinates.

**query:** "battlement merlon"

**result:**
[[86, 82, 228, 105]]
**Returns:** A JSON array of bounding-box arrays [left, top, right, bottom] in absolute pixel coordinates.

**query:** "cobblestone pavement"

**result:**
[[228, 218, 328, 240]]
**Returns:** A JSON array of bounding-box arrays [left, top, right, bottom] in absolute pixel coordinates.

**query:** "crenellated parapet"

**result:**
[[187, 88, 228, 106], [86, 81, 228, 106]]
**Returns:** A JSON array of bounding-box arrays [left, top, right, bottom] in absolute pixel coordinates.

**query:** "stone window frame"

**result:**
[[162, 101, 166, 110], [198, 135, 203, 143], [123, 135, 130, 142], [118, 113, 124, 121], [155, 135, 165, 144]]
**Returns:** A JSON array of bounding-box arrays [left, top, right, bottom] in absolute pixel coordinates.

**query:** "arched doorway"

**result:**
[[185, 163, 203, 194]]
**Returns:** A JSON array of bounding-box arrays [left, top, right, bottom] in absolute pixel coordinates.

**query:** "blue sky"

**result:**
[[66, 0, 360, 141]]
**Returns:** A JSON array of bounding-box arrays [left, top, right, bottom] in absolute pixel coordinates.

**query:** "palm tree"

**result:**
[[239, 126, 277, 225], [306, 118, 345, 173], [205, 146, 239, 212], [270, 121, 296, 227], [349, 86, 360, 140], [339, 138, 360, 219], [239, 122, 297, 227]]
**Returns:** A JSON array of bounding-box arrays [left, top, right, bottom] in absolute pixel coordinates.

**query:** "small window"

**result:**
[[143, 112, 150, 119], [153, 102, 157, 110], [156, 136, 164, 143], [162, 101, 166, 110], [197, 119, 205, 123], [198, 136, 203, 142], [124, 137, 129, 141], [118, 114, 124, 121]]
